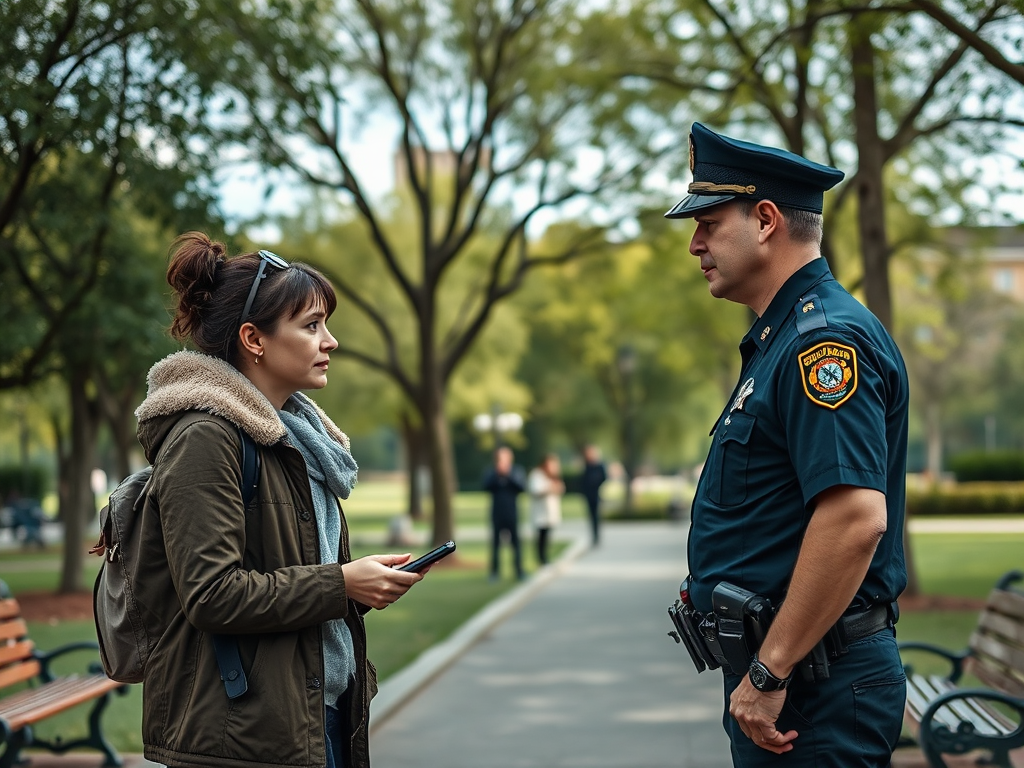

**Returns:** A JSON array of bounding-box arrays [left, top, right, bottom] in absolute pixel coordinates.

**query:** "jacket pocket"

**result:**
[[708, 411, 755, 507]]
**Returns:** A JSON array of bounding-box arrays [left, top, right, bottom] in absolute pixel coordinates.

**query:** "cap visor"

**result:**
[[664, 193, 737, 219]]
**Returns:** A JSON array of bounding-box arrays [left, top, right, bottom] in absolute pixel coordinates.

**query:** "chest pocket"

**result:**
[[708, 411, 756, 507]]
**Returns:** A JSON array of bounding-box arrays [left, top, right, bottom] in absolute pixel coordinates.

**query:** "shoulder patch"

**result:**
[[798, 341, 858, 409], [794, 294, 827, 334]]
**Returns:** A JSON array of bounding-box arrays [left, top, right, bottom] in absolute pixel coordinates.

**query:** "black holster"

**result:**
[[668, 590, 720, 673]]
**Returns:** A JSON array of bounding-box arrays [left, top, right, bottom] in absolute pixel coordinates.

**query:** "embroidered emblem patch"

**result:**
[[798, 342, 857, 409]]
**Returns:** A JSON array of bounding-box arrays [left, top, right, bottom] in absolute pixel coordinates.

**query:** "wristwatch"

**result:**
[[748, 654, 792, 692]]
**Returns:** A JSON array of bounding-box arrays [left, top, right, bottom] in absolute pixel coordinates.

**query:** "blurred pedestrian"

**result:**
[[482, 446, 526, 581], [528, 454, 565, 566], [13, 495, 45, 549], [580, 445, 607, 545]]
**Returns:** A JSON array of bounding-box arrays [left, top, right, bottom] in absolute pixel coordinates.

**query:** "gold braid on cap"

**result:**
[[688, 182, 757, 194]]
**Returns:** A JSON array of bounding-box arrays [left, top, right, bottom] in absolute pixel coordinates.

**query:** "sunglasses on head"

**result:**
[[240, 249, 290, 325]]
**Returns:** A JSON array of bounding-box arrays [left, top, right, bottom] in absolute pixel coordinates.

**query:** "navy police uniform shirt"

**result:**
[[687, 257, 909, 616]]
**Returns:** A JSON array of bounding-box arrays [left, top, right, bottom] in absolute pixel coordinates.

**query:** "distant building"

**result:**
[[948, 227, 1024, 302], [393, 145, 492, 189]]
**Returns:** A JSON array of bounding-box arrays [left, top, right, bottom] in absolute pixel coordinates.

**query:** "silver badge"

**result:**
[[724, 378, 755, 426]]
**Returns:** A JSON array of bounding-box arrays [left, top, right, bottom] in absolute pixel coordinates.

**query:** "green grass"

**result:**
[[910, 531, 1024, 598]]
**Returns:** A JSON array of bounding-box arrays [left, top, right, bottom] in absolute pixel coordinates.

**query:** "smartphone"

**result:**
[[395, 540, 457, 573]]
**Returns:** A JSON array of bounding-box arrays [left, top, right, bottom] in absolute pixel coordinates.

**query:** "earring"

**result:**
[[255, 350, 263, 365]]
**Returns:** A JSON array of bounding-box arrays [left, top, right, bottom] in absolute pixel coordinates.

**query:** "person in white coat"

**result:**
[[528, 454, 565, 566]]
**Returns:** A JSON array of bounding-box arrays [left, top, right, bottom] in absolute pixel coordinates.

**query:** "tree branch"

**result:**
[[908, 0, 1024, 84]]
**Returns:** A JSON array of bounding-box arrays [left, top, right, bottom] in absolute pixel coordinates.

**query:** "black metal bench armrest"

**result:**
[[922, 686, 1024, 738], [32, 641, 103, 683], [919, 687, 1024, 768], [898, 641, 970, 683]]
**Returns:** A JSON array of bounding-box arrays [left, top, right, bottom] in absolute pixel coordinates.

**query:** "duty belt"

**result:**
[[826, 603, 894, 657], [667, 578, 897, 683]]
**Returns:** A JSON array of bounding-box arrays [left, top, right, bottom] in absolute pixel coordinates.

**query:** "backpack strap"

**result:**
[[211, 428, 262, 700]]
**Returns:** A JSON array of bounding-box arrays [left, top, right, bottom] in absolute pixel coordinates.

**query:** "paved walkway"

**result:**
[[369, 521, 732, 768]]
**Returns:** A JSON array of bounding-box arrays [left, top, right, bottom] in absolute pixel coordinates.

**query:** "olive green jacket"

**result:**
[[133, 351, 375, 768]]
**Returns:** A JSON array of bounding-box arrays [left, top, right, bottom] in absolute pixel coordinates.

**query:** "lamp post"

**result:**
[[472, 407, 524, 449], [617, 344, 638, 516]]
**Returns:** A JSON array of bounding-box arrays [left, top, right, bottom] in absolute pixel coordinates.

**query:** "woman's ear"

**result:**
[[238, 322, 265, 359]]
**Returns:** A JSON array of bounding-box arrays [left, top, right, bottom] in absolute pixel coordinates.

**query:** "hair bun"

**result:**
[[167, 232, 227, 342]]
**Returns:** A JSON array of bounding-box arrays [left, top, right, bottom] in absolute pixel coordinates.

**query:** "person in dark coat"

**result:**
[[580, 445, 607, 545], [482, 446, 525, 581]]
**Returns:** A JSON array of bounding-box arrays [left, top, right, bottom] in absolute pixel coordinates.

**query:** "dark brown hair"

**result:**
[[167, 232, 337, 365]]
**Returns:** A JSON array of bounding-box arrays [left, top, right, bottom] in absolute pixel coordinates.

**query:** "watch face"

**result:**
[[749, 664, 767, 689]]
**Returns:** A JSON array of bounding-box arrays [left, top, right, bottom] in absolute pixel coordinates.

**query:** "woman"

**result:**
[[131, 232, 421, 768], [527, 454, 565, 566]]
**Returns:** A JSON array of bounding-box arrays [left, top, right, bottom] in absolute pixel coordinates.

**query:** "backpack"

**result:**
[[92, 426, 259, 698]]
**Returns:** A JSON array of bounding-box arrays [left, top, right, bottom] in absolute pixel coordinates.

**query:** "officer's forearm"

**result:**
[[757, 485, 887, 678]]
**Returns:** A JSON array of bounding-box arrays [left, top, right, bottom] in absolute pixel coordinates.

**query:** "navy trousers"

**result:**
[[723, 629, 906, 767]]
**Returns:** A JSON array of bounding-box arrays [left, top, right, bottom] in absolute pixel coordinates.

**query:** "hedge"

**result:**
[[948, 451, 1024, 482], [0, 465, 50, 500], [906, 482, 1024, 516]]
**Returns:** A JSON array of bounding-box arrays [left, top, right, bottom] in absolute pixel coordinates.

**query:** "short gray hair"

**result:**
[[735, 200, 823, 245]]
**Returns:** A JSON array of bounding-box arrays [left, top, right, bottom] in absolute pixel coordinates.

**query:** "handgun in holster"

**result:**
[[710, 581, 774, 675]]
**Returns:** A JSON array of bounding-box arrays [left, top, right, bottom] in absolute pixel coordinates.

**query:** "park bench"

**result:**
[[0, 580, 127, 767], [900, 570, 1024, 768]]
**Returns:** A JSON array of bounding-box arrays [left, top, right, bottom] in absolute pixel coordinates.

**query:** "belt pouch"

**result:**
[[715, 614, 752, 675]]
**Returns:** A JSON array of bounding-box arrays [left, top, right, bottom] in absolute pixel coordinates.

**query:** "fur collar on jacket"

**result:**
[[136, 350, 350, 449]]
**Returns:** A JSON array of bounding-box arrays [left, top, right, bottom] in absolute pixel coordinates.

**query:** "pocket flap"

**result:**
[[718, 411, 755, 445]]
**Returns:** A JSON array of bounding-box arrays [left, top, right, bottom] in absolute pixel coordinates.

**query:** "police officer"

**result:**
[[665, 123, 909, 767]]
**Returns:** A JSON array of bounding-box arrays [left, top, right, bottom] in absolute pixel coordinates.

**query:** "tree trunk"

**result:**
[[850, 20, 920, 597], [418, 299, 457, 546], [59, 369, 100, 594], [400, 410, 424, 521], [850, 21, 893, 330], [422, 389, 457, 545]]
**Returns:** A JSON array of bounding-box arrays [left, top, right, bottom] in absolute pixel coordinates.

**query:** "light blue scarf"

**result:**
[[279, 394, 359, 706]]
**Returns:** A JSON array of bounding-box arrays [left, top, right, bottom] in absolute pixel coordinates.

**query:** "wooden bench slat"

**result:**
[[970, 659, 1024, 699], [0, 675, 122, 731], [943, 697, 1008, 736], [977, 610, 1024, 645], [0, 658, 40, 688], [986, 589, 1024, 622], [906, 672, 1018, 738], [0, 585, 125, 767], [0, 599, 21, 620], [0, 618, 28, 642], [970, 633, 1024, 682], [906, 675, 962, 731], [0, 639, 34, 666]]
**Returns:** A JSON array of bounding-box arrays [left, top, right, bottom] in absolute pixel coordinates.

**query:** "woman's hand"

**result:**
[[341, 554, 424, 610]]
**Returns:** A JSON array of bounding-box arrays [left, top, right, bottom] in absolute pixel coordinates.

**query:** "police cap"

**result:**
[[665, 123, 845, 219]]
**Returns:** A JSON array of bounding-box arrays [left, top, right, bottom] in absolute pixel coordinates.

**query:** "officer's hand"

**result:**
[[341, 554, 423, 610], [729, 675, 798, 754]]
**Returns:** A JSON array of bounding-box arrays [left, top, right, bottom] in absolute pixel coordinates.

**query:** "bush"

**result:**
[[948, 451, 1024, 482], [0, 464, 50, 500], [907, 482, 1024, 516]]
